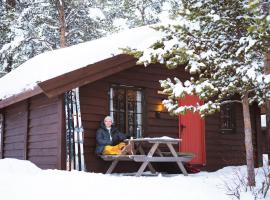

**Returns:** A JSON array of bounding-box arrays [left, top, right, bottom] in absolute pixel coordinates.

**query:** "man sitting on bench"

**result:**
[[95, 116, 131, 155]]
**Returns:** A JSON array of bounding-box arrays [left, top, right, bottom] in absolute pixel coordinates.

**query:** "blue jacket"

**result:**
[[95, 122, 127, 154]]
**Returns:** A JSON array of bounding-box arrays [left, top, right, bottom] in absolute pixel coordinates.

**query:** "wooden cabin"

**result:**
[[0, 26, 265, 173]]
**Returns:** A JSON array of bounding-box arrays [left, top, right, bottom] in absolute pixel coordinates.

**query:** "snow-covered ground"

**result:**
[[0, 158, 269, 200]]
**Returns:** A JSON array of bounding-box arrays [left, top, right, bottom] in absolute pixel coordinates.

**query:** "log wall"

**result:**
[[80, 64, 187, 172], [80, 63, 262, 172], [1, 94, 64, 169]]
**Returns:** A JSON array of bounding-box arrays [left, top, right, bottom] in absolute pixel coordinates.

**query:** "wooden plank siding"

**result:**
[[204, 104, 261, 171], [80, 63, 188, 172], [28, 94, 61, 169], [1, 94, 64, 170], [0, 110, 4, 159], [80, 63, 261, 172], [57, 95, 65, 170], [3, 101, 28, 159]]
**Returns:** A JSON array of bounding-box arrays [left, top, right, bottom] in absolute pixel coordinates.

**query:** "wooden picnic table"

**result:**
[[100, 137, 193, 177]]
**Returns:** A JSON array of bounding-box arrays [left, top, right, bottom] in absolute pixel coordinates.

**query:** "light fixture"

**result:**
[[155, 111, 161, 118], [155, 102, 164, 119]]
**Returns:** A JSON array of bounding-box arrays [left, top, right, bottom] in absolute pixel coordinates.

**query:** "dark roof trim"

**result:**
[[0, 86, 43, 109], [0, 54, 138, 109], [38, 54, 138, 98]]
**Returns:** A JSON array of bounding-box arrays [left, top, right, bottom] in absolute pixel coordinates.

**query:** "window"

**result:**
[[261, 114, 267, 129], [109, 85, 143, 138], [220, 103, 235, 133]]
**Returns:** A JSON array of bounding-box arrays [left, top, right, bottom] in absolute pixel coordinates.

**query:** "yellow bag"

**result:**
[[103, 142, 126, 155]]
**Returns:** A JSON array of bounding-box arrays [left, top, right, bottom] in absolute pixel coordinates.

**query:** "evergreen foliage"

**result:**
[[0, 0, 178, 73], [136, 0, 270, 116], [0, 0, 114, 72], [133, 0, 270, 186]]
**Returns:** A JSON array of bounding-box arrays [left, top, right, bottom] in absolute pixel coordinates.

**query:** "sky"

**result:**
[[0, 158, 269, 200]]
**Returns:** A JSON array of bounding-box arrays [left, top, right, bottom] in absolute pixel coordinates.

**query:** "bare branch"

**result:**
[[220, 100, 242, 105]]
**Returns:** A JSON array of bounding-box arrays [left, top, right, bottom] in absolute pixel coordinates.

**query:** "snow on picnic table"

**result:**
[[0, 158, 269, 200]]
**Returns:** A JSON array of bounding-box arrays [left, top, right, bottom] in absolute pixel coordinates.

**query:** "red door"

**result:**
[[179, 95, 206, 165]]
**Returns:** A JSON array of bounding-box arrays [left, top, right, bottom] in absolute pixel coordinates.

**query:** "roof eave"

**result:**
[[0, 86, 43, 109], [0, 54, 138, 109], [38, 54, 138, 98]]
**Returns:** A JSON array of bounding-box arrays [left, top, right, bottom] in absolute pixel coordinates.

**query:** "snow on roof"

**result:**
[[0, 25, 163, 101]]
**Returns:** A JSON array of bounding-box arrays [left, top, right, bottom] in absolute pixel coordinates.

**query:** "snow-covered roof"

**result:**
[[0, 25, 163, 102]]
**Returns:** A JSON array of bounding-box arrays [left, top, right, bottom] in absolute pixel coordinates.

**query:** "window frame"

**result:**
[[220, 102, 236, 134], [260, 114, 267, 130], [109, 84, 144, 138]]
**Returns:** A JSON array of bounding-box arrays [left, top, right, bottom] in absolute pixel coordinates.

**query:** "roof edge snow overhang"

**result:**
[[38, 54, 138, 98], [0, 86, 43, 109], [0, 54, 138, 109]]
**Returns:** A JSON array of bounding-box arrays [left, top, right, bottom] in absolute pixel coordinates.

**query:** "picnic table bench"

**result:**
[[100, 137, 194, 176]]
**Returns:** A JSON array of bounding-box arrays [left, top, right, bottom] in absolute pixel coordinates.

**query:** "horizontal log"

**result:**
[[107, 76, 161, 90], [4, 134, 24, 144], [4, 126, 27, 136], [28, 133, 57, 143], [4, 142, 24, 150], [82, 122, 100, 130], [30, 94, 58, 109], [145, 126, 178, 133], [5, 101, 27, 115], [3, 150, 24, 159], [29, 123, 58, 134], [28, 148, 57, 156], [80, 113, 104, 122], [5, 115, 27, 129], [147, 112, 176, 120], [28, 140, 57, 149], [83, 139, 96, 147], [147, 118, 178, 127], [81, 105, 107, 115], [29, 113, 58, 127], [29, 155, 57, 165], [80, 96, 107, 107], [38, 164, 57, 169], [5, 122, 27, 132], [29, 103, 58, 118]]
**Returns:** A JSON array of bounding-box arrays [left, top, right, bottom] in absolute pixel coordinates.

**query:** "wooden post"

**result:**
[[0, 112, 4, 159], [23, 100, 29, 160], [57, 95, 65, 170]]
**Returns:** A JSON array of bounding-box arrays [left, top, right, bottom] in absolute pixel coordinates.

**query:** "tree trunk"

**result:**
[[6, 0, 16, 10], [57, 0, 66, 48], [242, 93, 255, 186]]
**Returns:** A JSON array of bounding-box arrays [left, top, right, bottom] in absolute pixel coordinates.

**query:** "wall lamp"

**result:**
[[155, 103, 165, 119]]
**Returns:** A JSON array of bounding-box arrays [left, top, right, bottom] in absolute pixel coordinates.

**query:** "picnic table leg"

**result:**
[[105, 159, 119, 174], [166, 143, 188, 176], [138, 146, 156, 174], [135, 143, 159, 177]]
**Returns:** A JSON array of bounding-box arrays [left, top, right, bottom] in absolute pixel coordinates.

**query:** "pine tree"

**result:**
[[0, 0, 16, 74], [0, 0, 179, 71], [0, 0, 114, 71], [133, 0, 270, 186], [97, 0, 170, 28]]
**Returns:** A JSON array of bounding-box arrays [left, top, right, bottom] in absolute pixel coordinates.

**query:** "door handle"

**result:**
[[180, 124, 186, 130]]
